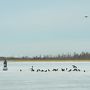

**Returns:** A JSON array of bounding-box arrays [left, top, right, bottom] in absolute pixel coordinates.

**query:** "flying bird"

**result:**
[[85, 15, 88, 18]]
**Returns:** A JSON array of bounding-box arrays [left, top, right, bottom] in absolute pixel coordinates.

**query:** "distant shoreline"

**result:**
[[14, 59, 90, 62], [1, 58, 90, 62]]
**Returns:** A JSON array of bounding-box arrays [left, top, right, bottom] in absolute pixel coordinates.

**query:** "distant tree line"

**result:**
[[0, 52, 90, 61], [31, 52, 90, 60]]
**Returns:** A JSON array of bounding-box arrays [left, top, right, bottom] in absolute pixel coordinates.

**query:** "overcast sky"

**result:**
[[0, 0, 90, 56]]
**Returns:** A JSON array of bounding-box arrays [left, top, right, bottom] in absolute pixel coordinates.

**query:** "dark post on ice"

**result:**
[[3, 59, 8, 71]]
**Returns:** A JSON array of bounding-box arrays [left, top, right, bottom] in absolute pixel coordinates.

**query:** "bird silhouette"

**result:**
[[85, 16, 88, 18]]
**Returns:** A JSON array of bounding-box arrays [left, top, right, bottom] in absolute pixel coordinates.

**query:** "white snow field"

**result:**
[[0, 61, 90, 90]]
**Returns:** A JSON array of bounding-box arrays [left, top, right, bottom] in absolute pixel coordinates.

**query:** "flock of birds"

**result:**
[[19, 65, 86, 72], [2, 60, 86, 72]]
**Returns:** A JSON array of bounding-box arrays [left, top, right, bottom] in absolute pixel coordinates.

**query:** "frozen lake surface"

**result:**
[[0, 61, 90, 90]]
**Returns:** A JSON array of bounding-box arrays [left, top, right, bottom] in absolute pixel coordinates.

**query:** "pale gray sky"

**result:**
[[0, 0, 90, 56]]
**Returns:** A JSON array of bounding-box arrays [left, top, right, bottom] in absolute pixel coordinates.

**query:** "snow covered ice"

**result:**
[[0, 61, 90, 90]]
